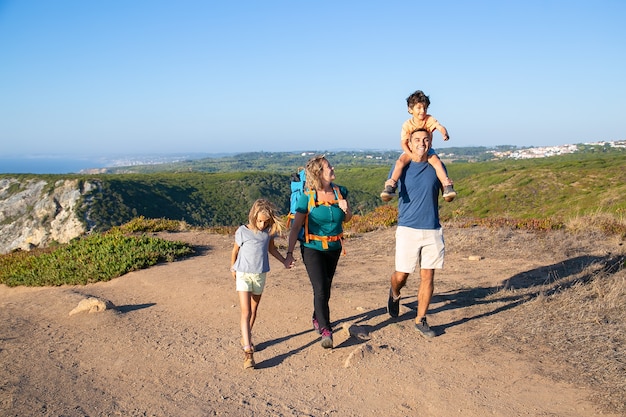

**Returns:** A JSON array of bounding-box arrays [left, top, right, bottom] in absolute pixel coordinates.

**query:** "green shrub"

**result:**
[[116, 216, 189, 233], [0, 228, 193, 287]]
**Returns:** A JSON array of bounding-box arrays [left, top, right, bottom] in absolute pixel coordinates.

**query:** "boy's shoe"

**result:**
[[380, 185, 397, 202], [442, 185, 457, 202], [320, 328, 333, 349], [312, 315, 320, 334], [387, 288, 400, 318], [243, 349, 255, 369], [414, 317, 435, 339]]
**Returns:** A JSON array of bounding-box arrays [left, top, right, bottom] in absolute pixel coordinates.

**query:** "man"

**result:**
[[387, 128, 446, 338]]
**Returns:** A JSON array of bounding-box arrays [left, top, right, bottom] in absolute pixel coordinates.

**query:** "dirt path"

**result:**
[[1, 227, 622, 416]]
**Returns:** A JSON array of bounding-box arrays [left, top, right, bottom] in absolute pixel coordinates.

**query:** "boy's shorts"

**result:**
[[395, 226, 445, 273], [235, 271, 267, 295]]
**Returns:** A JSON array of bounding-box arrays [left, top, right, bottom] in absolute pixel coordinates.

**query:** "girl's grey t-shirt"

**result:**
[[232, 225, 272, 273]]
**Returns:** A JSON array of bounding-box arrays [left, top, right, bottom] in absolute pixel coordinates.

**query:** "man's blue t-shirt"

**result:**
[[396, 161, 441, 230]]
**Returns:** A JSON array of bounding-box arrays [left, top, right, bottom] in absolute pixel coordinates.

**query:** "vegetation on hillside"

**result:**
[[440, 151, 626, 222], [102, 150, 403, 174], [67, 150, 626, 233], [98, 142, 624, 174], [76, 172, 291, 231], [3, 149, 626, 286], [0, 220, 193, 287]]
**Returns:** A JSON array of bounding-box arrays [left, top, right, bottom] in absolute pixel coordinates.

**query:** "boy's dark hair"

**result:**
[[406, 90, 430, 109]]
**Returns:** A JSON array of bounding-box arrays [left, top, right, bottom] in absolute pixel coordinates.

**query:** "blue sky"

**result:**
[[1, 0, 624, 157]]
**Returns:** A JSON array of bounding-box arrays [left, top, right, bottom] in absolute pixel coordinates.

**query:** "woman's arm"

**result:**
[[283, 211, 306, 268]]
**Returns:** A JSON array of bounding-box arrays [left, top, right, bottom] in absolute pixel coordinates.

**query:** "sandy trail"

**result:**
[[1, 227, 622, 416]]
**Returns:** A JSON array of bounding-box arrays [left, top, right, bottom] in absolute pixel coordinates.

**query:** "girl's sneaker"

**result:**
[[320, 328, 333, 349], [240, 339, 254, 352], [243, 348, 255, 369]]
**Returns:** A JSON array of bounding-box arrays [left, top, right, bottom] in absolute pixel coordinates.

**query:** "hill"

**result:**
[[85, 150, 626, 228], [1, 150, 624, 253]]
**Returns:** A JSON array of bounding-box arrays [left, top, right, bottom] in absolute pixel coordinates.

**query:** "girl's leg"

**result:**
[[238, 290, 253, 350], [248, 293, 262, 337]]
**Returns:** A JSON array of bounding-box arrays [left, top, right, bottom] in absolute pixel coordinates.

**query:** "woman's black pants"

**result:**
[[301, 245, 342, 332]]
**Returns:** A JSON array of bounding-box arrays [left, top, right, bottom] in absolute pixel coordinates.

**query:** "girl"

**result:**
[[230, 199, 287, 369]]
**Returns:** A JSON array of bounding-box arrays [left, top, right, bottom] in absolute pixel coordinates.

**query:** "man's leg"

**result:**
[[388, 271, 409, 317], [391, 271, 409, 299], [416, 269, 434, 320], [415, 269, 436, 338]]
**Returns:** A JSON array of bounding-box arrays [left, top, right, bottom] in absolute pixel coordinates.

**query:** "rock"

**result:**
[[342, 323, 371, 340], [69, 297, 115, 316], [343, 344, 374, 368], [0, 178, 99, 254]]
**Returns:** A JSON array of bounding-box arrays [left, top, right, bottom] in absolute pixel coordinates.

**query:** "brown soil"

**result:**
[[1, 226, 624, 417]]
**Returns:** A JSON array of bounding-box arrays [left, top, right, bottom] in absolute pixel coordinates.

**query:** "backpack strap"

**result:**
[[306, 184, 343, 211], [303, 184, 346, 254], [306, 233, 344, 250]]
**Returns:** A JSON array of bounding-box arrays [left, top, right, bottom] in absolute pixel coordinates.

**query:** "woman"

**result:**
[[284, 155, 352, 349]]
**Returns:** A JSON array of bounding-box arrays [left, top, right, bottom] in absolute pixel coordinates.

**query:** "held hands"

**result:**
[[283, 253, 295, 269]]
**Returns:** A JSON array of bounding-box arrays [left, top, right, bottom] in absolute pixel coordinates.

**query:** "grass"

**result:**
[[442, 225, 625, 415], [437, 152, 626, 221], [0, 219, 193, 287], [483, 245, 625, 413]]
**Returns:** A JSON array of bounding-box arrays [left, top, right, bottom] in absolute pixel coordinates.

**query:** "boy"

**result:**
[[380, 90, 456, 202]]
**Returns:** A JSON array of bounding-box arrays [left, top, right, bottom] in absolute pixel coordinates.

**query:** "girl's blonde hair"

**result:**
[[304, 155, 328, 191], [248, 199, 284, 235]]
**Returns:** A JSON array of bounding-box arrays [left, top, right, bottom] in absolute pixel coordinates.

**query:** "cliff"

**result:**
[[0, 178, 98, 254], [0, 172, 292, 255]]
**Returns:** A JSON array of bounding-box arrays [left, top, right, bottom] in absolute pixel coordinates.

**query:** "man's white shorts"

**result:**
[[395, 226, 445, 273], [235, 271, 267, 295]]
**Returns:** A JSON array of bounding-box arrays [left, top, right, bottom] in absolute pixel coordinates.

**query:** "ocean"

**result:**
[[0, 156, 107, 174], [0, 153, 218, 175]]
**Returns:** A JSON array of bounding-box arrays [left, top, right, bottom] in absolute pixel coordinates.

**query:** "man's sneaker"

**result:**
[[387, 287, 400, 318], [414, 317, 435, 339], [320, 328, 333, 349], [380, 185, 397, 202], [243, 349, 255, 369], [442, 185, 457, 202], [312, 315, 320, 334]]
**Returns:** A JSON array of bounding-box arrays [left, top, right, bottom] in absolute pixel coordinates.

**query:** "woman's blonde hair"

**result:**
[[304, 155, 328, 191], [248, 198, 284, 235]]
